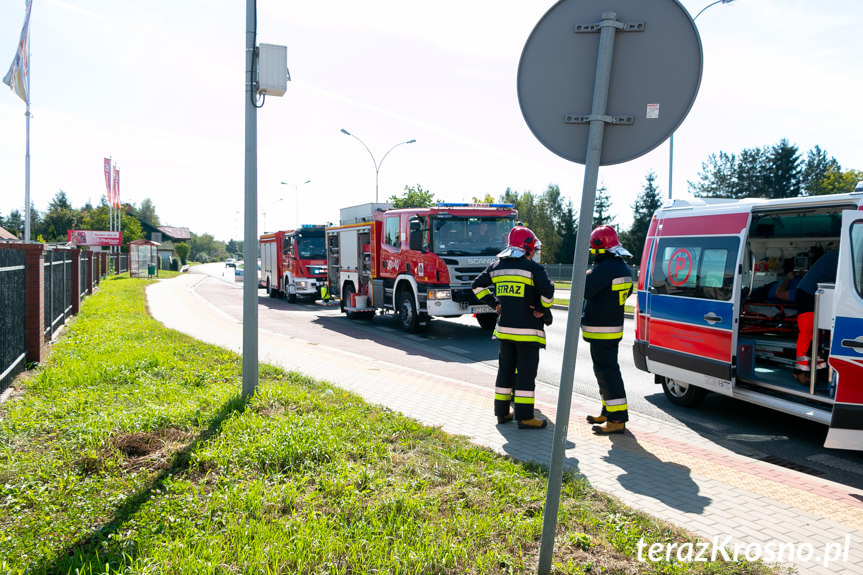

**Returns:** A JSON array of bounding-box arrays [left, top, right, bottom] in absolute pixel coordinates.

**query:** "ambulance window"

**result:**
[[651, 237, 739, 300], [384, 217, 400, 248], [851, 222, 863, 297]]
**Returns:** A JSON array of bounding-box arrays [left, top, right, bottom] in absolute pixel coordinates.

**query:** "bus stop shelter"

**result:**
[[129, 240, 160, 278]]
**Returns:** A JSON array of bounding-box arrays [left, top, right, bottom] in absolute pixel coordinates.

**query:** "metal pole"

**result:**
[[24, 102, 31, 243], [537, 11, 619, 574], [242, 0, 259, 397], [668, 133, 674, 200]]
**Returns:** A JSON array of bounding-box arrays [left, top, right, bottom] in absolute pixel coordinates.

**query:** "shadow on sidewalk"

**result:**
[[602, 433, 712, 514], [495, 412, 580, 473]]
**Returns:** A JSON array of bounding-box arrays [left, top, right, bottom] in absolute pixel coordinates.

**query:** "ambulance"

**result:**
[[633, 184, 863, 450]]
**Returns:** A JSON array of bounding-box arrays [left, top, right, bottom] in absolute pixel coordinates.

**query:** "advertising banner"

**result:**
[[67, 230, 122, 247]]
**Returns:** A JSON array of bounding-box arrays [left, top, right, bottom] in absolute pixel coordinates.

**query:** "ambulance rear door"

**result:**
[[644, 211, 749, 395], [824, 210, 863, 450]]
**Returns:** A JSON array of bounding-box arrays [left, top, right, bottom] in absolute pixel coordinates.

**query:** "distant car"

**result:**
[[225, 258, 236, 268]]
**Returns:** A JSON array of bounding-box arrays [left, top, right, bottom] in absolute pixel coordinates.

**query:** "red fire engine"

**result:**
[[259, 226, 327, 302], [326, 202, 518, 332]]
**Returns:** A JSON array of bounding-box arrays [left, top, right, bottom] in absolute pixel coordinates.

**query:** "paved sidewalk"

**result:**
[[148, 275, 863, 574]]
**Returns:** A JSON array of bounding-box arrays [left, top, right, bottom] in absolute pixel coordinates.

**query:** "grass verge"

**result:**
[[0, 277, 783, 574]]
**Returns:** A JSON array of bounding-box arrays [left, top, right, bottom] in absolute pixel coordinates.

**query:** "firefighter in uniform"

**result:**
[[582, 225, 634, 435], [472, 226, 555, 429]]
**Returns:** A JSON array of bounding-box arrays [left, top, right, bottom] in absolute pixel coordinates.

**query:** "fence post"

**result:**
[[23, 243, 47, 364], [70, 249, 81, 315]]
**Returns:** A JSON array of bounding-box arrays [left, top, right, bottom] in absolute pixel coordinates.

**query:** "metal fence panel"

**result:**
[[80, 252, 90, 299], [44, 249, 73, 339], [0, 248, 27, 392]]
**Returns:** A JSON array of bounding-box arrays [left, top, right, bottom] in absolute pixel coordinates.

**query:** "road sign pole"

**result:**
[[537, 11, 620, 574]]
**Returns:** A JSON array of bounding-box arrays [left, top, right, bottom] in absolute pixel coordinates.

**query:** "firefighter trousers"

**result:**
[[495, 340, 540, 421], [589, 338, 628, 423]]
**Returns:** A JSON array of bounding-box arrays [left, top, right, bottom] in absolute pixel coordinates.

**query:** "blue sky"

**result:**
[[2, 0, 862, 241]]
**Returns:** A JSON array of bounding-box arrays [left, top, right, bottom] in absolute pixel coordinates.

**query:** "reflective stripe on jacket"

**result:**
[[471, 255, 555, 347], [582, 253, 633, 342]]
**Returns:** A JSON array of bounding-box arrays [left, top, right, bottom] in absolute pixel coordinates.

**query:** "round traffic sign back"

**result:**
[[518, 0, 702, 165]]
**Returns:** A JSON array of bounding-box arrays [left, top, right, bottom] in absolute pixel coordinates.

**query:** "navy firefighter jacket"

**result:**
[[471, 255, 555, 347], [582, 253, 633, 341]]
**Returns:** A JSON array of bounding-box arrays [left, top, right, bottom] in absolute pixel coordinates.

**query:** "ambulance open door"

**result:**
[[824, 210, 863, 450]]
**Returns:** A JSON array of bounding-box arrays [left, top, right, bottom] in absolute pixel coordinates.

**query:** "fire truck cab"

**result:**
[[259, 226, 327, 302], [326, 202, 518, 332], [633, 185, 863, 450]]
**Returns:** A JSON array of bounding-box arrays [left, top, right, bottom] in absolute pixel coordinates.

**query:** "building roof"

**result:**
[[0, 225, 18, 240], [156, 226, 191, 241]]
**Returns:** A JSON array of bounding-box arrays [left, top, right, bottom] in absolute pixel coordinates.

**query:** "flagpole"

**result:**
[[24, 100, 30, 243]]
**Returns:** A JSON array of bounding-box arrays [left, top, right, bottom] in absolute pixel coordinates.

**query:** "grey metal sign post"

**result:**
[[517, 1, 702, 572]]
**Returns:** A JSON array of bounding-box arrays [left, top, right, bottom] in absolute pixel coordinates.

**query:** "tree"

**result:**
[[763, 139, 801, 198], [499, 185, 575, 264], [174, 242, 190, 265], [690, 140, 856, 200], [471, 194, 496, 204], [622, 171, 663, 266], [189, 232, 225, 263], [137, 198, 161, 226], [592, 186, 615, 228], [801, 146, 841, 196], [42, 190, 79, 242], [3, 210, 24, 238], [389, 184, 437, 208]]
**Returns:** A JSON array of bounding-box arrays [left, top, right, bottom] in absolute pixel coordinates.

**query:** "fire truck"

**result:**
[[633, 185, 863, 450], [326, 202, 518, 332], [259, 226, 327, 302]]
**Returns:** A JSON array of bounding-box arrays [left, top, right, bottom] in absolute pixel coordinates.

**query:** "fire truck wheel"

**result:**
[[287, 292, 297, 303], [397, 289, 420, 333], [266, 279, 278, 298], [660, 377, 707, 407]]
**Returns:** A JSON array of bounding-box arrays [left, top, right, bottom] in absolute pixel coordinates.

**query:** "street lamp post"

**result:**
[[668, 0, 735, 200], [281, 179, 311, 228], [340, 129, 416, 203]]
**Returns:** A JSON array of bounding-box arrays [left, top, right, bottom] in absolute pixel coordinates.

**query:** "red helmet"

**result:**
[[507, 226, 538, 256], [590, 225, 621, 253]]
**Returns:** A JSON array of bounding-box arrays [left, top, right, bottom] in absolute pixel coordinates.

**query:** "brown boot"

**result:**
[[497, 412, 514, 424], [517, 417, 548, 429], [586, 414, 606, 424], [592, 421, 625, 435]]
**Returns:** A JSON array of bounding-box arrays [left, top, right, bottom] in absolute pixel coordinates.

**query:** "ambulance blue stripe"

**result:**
[[831, 316, 863, 359], [648, 293, 734, 331]]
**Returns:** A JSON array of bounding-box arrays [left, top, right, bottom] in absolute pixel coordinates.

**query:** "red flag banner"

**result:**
[[104, 158, 113, 205], [113, 167, 120, 208]]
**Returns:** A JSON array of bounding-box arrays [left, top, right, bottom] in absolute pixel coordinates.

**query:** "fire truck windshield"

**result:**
[[296, 232, 325, 259], [431, 216, 514, 256]]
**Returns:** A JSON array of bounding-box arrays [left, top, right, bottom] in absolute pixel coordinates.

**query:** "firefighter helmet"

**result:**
[[498, 226, 538, 258], [590, 225, 632, 257]]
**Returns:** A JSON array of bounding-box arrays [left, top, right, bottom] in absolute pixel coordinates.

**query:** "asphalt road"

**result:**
[[192, 263, 863, 490]]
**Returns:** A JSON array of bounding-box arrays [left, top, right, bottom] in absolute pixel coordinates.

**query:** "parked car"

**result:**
[[225, 258, 236, 268]]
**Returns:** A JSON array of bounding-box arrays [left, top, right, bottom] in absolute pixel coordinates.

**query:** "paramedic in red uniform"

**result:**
[[583, 226, 634, 435], [794, 247, 839, 383], [472, 226, 555, 429]]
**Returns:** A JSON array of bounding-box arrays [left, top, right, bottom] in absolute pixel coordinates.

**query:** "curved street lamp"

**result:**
[[280, 179, 312, 228], [668, 0, 736, 200], [340, 128, 416, 203]]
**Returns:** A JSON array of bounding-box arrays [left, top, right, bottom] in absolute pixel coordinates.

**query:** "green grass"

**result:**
[[0, 277, 783, 574]]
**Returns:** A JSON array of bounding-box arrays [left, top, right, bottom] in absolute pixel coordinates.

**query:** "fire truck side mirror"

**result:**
[[409, 218, 423, 252]]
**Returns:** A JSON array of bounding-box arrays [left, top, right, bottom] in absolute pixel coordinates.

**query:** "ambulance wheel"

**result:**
[[661, 377, 707, 407], [476, 313, 497, 330], [397, 289, 420, 333]]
